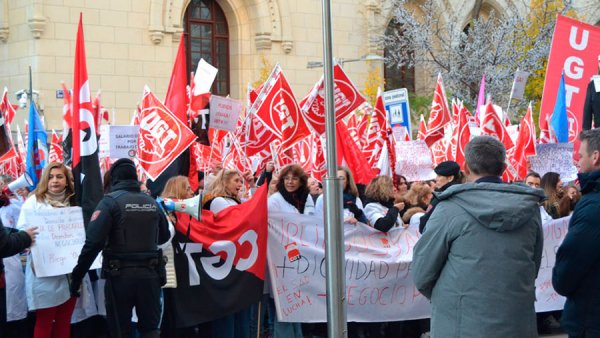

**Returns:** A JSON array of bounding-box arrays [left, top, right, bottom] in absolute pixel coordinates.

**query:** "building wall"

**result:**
[[0, 0, 599, 131]]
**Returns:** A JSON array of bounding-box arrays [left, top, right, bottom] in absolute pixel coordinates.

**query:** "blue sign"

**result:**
[[382, 88, 411, 139]]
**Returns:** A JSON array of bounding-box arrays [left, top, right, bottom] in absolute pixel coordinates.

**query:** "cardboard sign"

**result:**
[[109, 125, 140, 159], [511, 70, 530, 100], [28, 207, 101, 277], [529, 143, 578, 182], [209, 96, 243, 132], [395, 140, 436, 181], [193, 59, 218, 95]]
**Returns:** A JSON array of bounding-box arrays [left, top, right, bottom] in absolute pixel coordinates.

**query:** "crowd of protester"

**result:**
[[1, 131, 599, 338]]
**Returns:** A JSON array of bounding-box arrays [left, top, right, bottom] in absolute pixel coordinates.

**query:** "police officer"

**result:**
[[70, 159, 170, 338]]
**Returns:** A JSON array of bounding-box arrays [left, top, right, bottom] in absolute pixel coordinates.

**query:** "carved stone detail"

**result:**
[[28, 15, 47, 39], [0, 27, 8, 43], [255, 32, 272, 50], [281, 40, 293, 54]]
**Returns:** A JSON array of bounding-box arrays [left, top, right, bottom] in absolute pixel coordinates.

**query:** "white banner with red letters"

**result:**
[[268, 213, 569, 322]]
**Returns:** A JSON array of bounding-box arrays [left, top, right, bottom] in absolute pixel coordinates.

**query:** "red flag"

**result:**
[[48, 130, 64, 163], [336, 123, 377, 185], [454, 106, 471, 169], [293, 136, 313, 174], [362, 90, 387, 168], [60, 82, 72, 136], [0, 88, 17, 126], [511, 103, 537, 179], [249, 65, 311, 151], [15, 125, 26, 175], [299, 64, 366, 134], [431, 139, 447, 165], [72, 14, 103, 224], [165, 33, 188, 123], [481, 103, 515, 150], [418, 114, 427, 141], [137, 88, 197, 180], [310, 134, 327, 182], [424, 74, 451, 147]]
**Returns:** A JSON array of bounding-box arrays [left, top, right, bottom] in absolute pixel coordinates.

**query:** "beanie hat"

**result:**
[[109, 158, 138, 182], [434, 161, 460, 178]]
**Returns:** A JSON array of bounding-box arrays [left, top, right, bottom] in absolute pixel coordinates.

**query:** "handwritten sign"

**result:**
[[209, 95, 242, 132], [535, 216, 569, 312], [109, 125, 140, 159], [98, 124, 110, 160], [394, 140, 436, 182], [268, 213, 430, 322], [28, 207, 101, 277], [268, 213, 570, 322], [529, 143, 578, 182]]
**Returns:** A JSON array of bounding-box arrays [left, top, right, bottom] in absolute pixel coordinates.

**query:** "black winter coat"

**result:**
[[553, 169, 600, 337], [0, 221, 31, 272], [583, 80, 600, 130]]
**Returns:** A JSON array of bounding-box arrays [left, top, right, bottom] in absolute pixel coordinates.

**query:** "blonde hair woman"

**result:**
[[363, 175, 407, 232], [17, 162, 93, 338]]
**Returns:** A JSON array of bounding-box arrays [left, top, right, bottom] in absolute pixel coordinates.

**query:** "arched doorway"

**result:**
[[184, 0, 230, 96]]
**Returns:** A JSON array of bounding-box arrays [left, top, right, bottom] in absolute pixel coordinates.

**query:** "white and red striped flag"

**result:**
[[424, 73, 451, 147]]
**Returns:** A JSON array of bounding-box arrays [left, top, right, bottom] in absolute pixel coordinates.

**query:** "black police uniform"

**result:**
[[71, 159, 170, 338], [583, 79, 600, 130]]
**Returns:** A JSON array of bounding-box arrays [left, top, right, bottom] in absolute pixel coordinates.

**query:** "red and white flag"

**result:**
[[336, 122, 377, 185], [48, 130, 64, 163], [418, 114, 427, 141], [511, 103, 537, 180], [15, 125, 26, 174], [357, 106, 371, 148], [71, 14, 103, 224], [293, 135, 313, 175], [0, 88, 17, 126], [424, 74, 451, 147], [363, 89, 388, 168], [137, 88, 197, 181], [453, 105, 471, 169], [480, 102, 515, 150], [299, 64, 366, 134], [310, 134, 327, 182], [249, 65, 311, 151]]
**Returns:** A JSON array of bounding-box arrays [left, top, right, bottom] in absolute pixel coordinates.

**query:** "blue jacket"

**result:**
[[553, 169, 600, 337]]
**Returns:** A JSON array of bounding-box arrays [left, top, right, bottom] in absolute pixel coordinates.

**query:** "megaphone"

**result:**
[[158, 194, 201, 219], [0, 173, 33, 207], [7, 173, 33, 193]]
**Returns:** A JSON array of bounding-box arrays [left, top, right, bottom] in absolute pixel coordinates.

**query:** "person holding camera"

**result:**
[[70, 158, 170, 338]]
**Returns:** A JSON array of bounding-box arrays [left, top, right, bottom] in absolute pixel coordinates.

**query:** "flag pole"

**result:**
[[505, 68, 518, 123], [321, 0, 347, 337]]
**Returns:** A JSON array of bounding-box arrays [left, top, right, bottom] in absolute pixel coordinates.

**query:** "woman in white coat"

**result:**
[[363, 175, 407, 232], [314, 166, 368, 224], [267, 164, 314, 338], [16, 162, 92, 338]]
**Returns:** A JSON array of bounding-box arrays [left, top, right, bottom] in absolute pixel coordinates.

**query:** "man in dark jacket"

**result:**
[[413, 136, 544, 338], [553, 128, 600, 338], [582, 56, 600, 130], [70, 159, 170, 338]]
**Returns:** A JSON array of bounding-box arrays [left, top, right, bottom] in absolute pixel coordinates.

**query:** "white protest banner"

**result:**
[[28, 207, 101, 277], [535, 216, 569, 312], [268, 213, 431, 322], [529, 143, 578, 182], [209, 95, 243, 132], [268, 213, 571, 322], [109, 125, 140, 159], [511, 70, 530, 100], [394, 140, 436, 182]]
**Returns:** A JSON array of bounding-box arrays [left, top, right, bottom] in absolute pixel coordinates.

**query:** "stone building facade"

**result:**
[[0, 0, 599, 130]]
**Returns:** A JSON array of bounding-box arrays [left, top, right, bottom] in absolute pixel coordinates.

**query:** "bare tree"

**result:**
[[384, 0, 572, 117]]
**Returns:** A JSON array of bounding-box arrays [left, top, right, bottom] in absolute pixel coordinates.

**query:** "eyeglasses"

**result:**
[[283, 176, 300, 182]]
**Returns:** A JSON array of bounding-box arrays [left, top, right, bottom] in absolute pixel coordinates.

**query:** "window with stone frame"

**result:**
[[184, 0, 230, 96]]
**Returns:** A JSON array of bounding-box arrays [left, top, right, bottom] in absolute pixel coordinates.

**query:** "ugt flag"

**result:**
[[26, 102, 48, 187]]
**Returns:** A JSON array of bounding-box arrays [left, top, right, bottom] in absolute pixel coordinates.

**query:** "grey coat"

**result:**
[[412, 182, 545, 338]]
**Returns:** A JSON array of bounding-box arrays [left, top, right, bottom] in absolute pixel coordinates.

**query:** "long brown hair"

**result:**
[[339, 166, 359, 197], [364, 176, 394, 203], [162, 175, 191, 199], [276, 164, 308, 193], [34, 162, 75, 203]]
